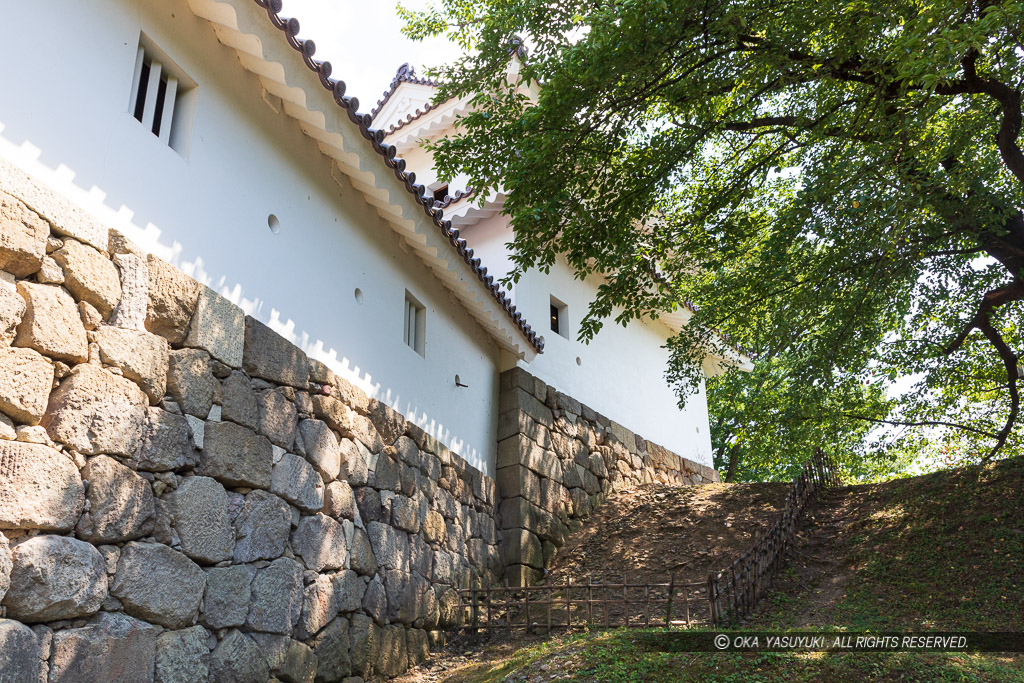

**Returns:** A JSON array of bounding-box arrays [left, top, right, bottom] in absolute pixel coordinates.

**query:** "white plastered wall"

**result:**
[[459, 218, 714, 467], [0, 0, 502, 474]]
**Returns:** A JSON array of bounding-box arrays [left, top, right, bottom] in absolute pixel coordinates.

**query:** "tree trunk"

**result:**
[[724, 443, 741, 482]]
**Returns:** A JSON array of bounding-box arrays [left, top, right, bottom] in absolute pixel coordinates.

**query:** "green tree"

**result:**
[[708, 355, 901, 482], [400, 0, 1024, 463]]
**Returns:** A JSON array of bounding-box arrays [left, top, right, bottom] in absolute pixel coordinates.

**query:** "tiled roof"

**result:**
[[250, 0, 543, 352], [385, 97, 448, 136], [371, 63, 440, 119], [433, 187, 475, 209]]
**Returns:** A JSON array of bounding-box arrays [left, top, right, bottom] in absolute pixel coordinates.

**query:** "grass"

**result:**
[[433, 457, 1024, 682]]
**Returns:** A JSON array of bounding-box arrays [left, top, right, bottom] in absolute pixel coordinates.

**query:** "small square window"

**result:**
[[550, 295, 568, 339], [403, 291, 426, 356], [129, 35, 197, 157], [432, 184, 449, 203]]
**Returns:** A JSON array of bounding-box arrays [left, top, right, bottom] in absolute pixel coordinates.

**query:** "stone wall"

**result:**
[[496, 368, 719, 585], [0, 176, 500, 682]]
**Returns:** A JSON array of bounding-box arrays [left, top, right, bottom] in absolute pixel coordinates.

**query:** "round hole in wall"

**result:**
[[267, 214, 281, 234], [576, 356, 582, 366], [354, 288, 364, 304]]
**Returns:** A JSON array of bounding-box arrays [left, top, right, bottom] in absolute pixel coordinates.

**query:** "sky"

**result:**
[[283, 0, 462, 111]]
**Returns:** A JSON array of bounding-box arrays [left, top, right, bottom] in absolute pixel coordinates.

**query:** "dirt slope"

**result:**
[[398, 458, 1024, 682], [548, 481, 791, 585]]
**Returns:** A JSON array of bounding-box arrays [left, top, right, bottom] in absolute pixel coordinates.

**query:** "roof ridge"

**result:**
[[250, 0, 543, 353]]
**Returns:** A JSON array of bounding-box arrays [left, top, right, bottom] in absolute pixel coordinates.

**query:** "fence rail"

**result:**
[[453, 448, 840, 633]]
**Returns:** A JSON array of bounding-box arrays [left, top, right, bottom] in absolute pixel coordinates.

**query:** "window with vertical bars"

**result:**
[[403, 291, 426, 356], [129, 36, 197, 157]]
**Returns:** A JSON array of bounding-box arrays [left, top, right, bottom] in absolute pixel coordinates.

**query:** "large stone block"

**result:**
[[361, 576, 387, 625], [94, 325, 169, 403], [309, 617, 351, 681], [0, 533, 9, 604], [232, 489, 292, 563], [291, 513, 347, 572], [354, 486, 381, 523], [0, 440, 84, 531], [49, 612, 159, 683], [323, 479, 355, 521], [0, 345, 52, 425], [390, 494, 422, 534], [201, 564, 254, 629], [376, 624, 409, 678], [503, 563, 543, 587], [497, 436, 563, 481], [3, 535, 107, 622], [184, 287, 244, 368], [209, 630, 268, 683], [42, 363, 148, 456], [246, 557, 302, 634], [0, 191, 48, 277], [367, 399, 405, 446], [334, 569, 366, 614], [498, 497, 563, 545], [297, 419, 342, 482], [423, 510, 446, 545], [145, 255, 201, 344], [112, 542, 206, 629], [0, 618, 42, 683], [498, 386, 554, 425], [500, 528, 544, 569], [220, 371, 258, 429], [348, 613, 379, 678], [14, 281, 88, 363], [271, 452, 325, 512], [242, 317, 309, 388], [250, 633, 317, 683], [408, 628, 430, 668], [110, 252, 148, 330], [199, 421, 273, 489], [155, 625, 210, 683], [367, 521, 409, 571], [496, 464, 542, 506], [77, 455, 155, 543], [340, 438, 370, 485], [257, 387, 297, 450], [52, 238, 121, 316], [166, 476, 233, 564], [298, 574, 339, 639], [349, 527, 378, 576], [165, 348, 217, 418], [134, 407, 196, 472], [0, 274, 26, 345], [373, 452, 402, 492]]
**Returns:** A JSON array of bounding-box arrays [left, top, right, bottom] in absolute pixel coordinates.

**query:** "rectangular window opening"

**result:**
[[403, 291, 426, 356], [432, 184, 449, 202], [129, 35, 197, 157], [550, 295, 568, 339]]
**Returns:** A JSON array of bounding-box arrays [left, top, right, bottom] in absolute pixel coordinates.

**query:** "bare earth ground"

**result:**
[[395, 481, 792, 682], [549, 482, 792, 585]]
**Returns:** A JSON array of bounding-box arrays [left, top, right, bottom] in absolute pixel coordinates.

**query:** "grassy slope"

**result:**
[[440, 457, 1024, 682]]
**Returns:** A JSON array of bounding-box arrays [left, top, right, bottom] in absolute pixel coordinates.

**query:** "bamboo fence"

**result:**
[[454, 448, 840, 633]]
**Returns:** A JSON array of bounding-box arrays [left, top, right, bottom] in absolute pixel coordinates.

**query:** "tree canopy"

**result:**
[[400, 0, 1024, 466]]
